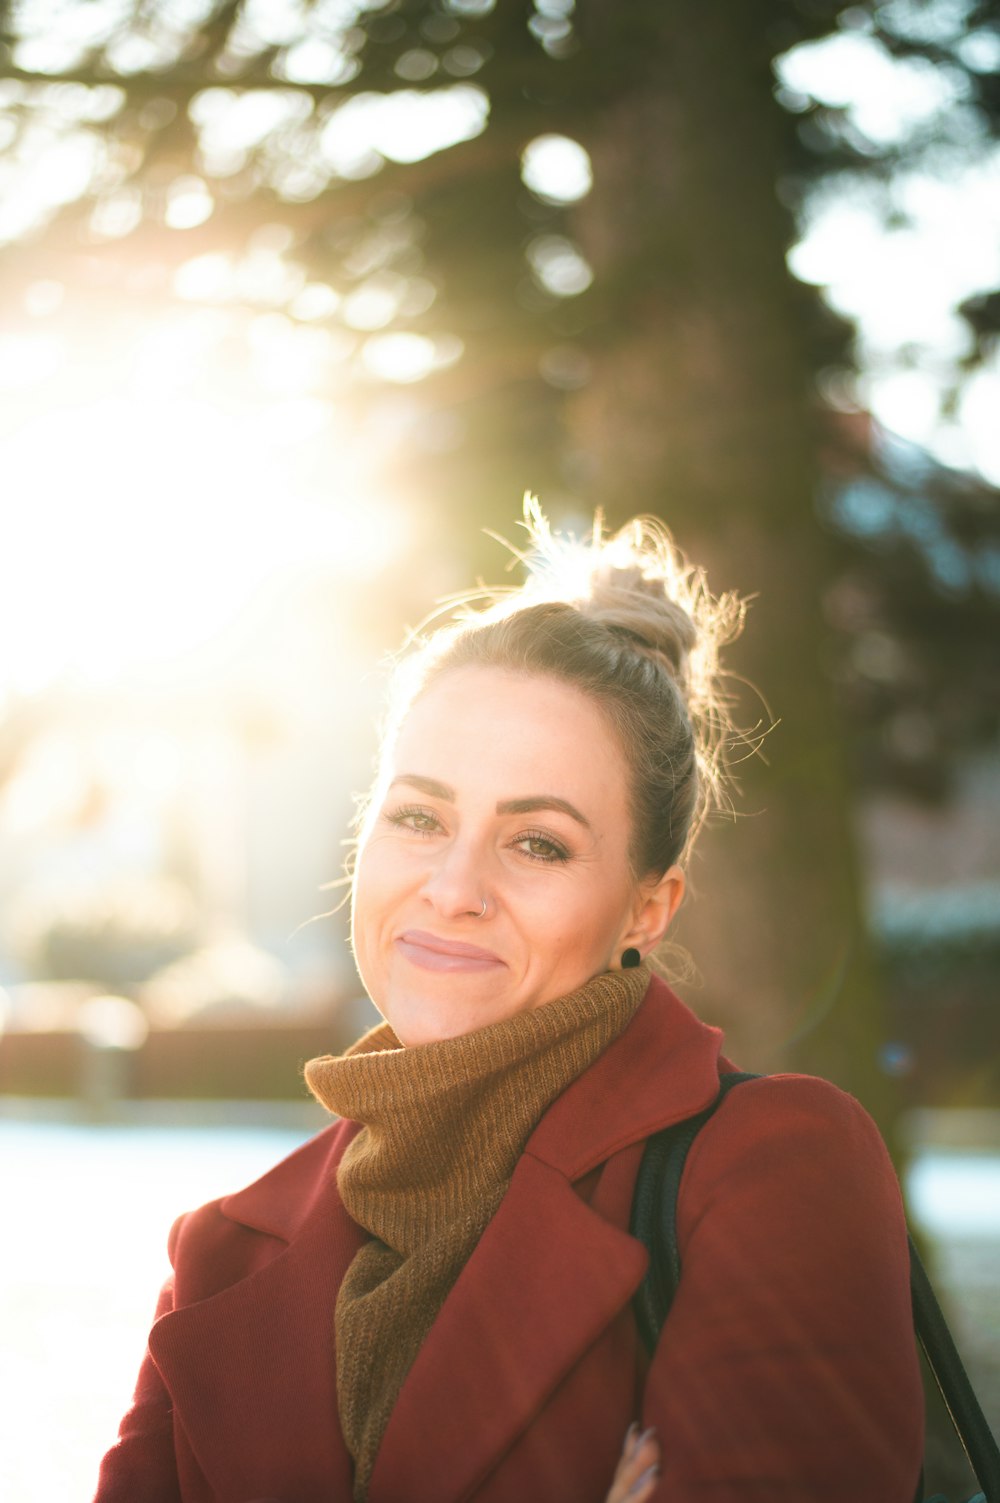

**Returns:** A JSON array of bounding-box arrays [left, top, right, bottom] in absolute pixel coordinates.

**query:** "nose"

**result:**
[[419, 833, 489, 920]]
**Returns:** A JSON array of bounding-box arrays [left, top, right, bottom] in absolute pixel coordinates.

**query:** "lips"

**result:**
[[396, 929, 506, 974]]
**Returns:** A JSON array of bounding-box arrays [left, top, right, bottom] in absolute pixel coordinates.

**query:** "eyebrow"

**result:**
[[390, 776, 592, 830]]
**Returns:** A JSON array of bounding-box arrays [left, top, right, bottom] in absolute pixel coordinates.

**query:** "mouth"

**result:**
[[395, 929, 506, 973]]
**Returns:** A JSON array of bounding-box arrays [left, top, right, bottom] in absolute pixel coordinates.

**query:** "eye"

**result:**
[[384, 804, 443, 836], [511, 829, 570, 864]]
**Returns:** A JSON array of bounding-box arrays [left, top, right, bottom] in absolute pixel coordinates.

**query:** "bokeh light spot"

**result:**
[[521, 134, 592, 204], [526, 235, 593, 297]]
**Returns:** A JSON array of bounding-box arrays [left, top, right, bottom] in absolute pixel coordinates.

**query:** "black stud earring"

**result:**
[[621, 947, 641, 969]]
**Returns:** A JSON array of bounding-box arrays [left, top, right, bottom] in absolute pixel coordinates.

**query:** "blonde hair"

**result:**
[[377, 498, 746, 879]]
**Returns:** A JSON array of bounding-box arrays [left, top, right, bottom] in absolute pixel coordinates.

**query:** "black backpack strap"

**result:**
[[910, 1236, 1000, 1501], [630, 1070, 758, 1355], [629, 1071, 1000, 1503]]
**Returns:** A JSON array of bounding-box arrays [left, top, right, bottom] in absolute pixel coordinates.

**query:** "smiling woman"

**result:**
[[94, 503, 924, 1503]]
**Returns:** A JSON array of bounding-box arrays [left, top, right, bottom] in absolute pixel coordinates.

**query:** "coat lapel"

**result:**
[[149, 1124, 365, 1503], [366, 1152, 647, 1503], [367, 977, 725, 1503]]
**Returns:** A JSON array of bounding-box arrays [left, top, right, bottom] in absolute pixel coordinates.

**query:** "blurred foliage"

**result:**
[[822, 422, 1000, 798]]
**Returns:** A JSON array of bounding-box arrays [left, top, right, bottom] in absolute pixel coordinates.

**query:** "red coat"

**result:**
[[94, 977, 923, 1503]]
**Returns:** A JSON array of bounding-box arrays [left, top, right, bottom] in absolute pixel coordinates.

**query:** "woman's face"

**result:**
[[351, 666, 683, 1046]]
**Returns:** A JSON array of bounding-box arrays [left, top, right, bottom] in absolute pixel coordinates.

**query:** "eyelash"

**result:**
[[383, 807, 570, 864], [386, 805, 440, 835]]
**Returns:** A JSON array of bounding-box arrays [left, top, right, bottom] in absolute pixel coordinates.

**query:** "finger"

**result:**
[[607, 1457, 660, 1503], [630, 1428, 659, 1466], [608, 1427, 660, 1501], [625, 1462, 660, 1500]]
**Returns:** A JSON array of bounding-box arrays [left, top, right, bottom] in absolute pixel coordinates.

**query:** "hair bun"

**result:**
[[582, 560, 698, 690], [501, 502, 742, 731]]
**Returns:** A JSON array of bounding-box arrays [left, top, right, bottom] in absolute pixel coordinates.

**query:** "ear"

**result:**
[[619, 865, 685, 959]]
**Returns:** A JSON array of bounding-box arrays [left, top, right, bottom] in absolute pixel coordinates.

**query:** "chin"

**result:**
[[382, 989, 512, 1047], [389, 1007, 484, 1048]]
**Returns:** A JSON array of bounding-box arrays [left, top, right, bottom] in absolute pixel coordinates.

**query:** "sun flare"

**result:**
[[1, 324, 406, 695]]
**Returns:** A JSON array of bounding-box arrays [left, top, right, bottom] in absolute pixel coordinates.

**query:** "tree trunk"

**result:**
[[570, 0, 893, 1118]]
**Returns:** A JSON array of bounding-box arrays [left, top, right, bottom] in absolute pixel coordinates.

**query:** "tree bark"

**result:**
[[570, 0, 893, 1115]]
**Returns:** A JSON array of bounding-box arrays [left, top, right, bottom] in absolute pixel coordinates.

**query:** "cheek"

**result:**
[[525, 883, 621, 958], [354, 834, 394, 898], [349, 848, 384, 955], [351, 836, 413, 939], [350, 862, 386, 998]]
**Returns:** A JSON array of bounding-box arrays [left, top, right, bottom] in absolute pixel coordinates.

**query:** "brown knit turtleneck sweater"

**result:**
[[304, 963, 649, 1501]]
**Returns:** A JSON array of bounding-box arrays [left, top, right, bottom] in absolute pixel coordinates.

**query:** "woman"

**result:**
[[95, 508, 923, 1503]]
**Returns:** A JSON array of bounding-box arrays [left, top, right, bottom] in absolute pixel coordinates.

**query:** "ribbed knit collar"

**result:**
[[306, 964, 650, 1247]]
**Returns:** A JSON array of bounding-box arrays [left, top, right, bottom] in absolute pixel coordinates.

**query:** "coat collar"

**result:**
[[151, 977, 723, 1502], [526, 972, 725, 1178], [218, 1112, 361, 1241]]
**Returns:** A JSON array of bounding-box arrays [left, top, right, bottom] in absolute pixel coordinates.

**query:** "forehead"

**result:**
[[391, 666, 630, 818]]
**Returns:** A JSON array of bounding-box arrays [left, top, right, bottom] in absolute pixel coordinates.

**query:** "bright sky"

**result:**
[[778, 26, 1000, 484]]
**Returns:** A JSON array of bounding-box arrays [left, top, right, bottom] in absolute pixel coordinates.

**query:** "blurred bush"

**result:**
[[8, 877, 199, 988]]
